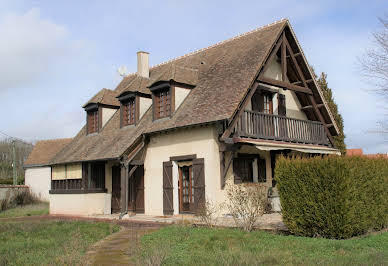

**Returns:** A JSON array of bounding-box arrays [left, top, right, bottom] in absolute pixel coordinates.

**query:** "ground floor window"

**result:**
[[233, 154, 267, 184]]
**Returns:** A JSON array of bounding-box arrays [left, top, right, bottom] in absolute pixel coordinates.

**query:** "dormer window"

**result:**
[[122, 98, 136, 126], [85, 105, 100, 134], [154, 88, 171, 119], [117, 91, 152, 127]]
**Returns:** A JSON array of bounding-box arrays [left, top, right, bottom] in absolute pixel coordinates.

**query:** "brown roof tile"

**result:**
[[24, 138, 73, 167]]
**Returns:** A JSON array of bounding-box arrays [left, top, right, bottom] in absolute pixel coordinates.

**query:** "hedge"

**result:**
[[275, 156, 388, 239]]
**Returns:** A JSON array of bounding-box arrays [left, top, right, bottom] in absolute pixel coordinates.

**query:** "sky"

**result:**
[[0, 0, 387, 154]]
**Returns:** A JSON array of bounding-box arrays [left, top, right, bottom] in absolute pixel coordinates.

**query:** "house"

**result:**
[[346, 148, 388, 158], [24, 19, 340, 216]]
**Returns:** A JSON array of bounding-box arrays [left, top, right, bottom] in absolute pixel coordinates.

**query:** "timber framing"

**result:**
[[221, 23, 338, 148]]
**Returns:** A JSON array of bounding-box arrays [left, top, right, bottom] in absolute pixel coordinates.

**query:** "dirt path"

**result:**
[[84, 225, 161, 265]]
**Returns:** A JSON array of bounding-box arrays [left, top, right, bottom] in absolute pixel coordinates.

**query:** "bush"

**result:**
[[275, 156, 388, 239], [0, 189, 39, 212], [226, 184, 267, 232]]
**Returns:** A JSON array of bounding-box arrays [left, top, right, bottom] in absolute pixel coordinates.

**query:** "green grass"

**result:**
[[0, 202, 49, 218], [0, 220, 120, 265], [138, 226, 388, 265]]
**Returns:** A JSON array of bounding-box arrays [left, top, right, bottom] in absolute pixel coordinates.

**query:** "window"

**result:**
[[87, 109, 99, 134], [278, 94, 286, 116], [262, 93, 273, 114], [154, 88, 171, 119], [89, 163, 105, 189], [122, 98, 136, 126], [233, 155, 267, 184], [233, 158, 253, 183]]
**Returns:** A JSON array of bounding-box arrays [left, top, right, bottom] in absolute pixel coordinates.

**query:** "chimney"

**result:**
[[137, 51, 149, 78]]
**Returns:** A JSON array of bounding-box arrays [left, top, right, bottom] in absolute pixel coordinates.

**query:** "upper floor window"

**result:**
[[122, 98, 136, 126], [87, 109, 99, 134], [251, 91, 273, 114], [154, 88, 171, 119]]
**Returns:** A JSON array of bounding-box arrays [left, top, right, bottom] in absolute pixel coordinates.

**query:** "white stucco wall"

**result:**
[[102, 108, 117, 128], [144, 125, 225, 216], [25, 167, 51, 201], [175, 86, 191, 111], [256, 56, 308, 121], [49, 193, 111, 216], [139, 97, 152, 120]]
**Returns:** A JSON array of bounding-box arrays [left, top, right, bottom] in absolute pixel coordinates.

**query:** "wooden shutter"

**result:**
[[257, 158, 267, 183], [278, 94, 286, 116], [193, 158, 205, 212], [163, 161, 174, 215]]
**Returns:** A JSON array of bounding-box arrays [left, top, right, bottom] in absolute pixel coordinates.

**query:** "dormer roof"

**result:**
[[147, 64, 198, 88], [83, 88, 120, 108]]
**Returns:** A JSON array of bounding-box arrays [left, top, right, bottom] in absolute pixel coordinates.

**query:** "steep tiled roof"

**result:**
[[53, 19, 321, 164], [24, 138, 73, 167], [83, 88, 120, 107]]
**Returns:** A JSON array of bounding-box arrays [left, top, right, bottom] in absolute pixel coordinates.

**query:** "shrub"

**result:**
[[196, 198, 221, 227], [226, 184, 267, 232], [14, 189, 38, 206], [275, 156, 388, 239]]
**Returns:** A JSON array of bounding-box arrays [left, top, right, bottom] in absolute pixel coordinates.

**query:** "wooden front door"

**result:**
[[111, 166, 121, 213], [128, 165, 145, 214], [179, 165, 194, 213]]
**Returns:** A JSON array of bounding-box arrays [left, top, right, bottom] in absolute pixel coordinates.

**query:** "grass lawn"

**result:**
[[0, 219, 120, 265], [0, 202, 49, 218], [137, 226, 388, 265]]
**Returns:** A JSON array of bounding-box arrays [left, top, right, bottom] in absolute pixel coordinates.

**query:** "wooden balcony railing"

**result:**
[[236, 110, 329, 145]]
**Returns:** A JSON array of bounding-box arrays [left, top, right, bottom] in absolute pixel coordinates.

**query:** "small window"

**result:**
[[154, 88, 171, 119], [122, 98, 136, 126], [233, 158, 253, 183], [87, 110, 99, 134]]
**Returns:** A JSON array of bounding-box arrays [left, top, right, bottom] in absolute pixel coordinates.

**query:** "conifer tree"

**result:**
[[316, 72, 346, 154]]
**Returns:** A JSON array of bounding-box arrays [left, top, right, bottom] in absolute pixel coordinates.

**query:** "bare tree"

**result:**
[[360, 16, 388, 135]]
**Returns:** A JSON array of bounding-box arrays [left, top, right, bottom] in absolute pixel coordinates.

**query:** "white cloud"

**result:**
[[0, 8, 86, 91]]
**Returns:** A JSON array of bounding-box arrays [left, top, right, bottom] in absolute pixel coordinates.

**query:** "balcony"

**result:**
[[236, 110, 329, 146]]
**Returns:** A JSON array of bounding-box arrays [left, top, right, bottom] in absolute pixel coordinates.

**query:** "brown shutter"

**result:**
[[278, 94, 286, 116], [193, 158, 205, 212], [257, 158, 267, 183], [163, 161, 174, 215], [233, 158, 242, 184]]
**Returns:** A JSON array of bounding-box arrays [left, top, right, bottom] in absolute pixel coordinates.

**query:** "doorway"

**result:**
[[128, 165, 145, 214]]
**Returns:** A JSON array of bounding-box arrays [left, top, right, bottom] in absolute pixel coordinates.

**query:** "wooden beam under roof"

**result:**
[[301, 103, 324, 110], [283, 36, 336, 147], [258, 76, 313, 95]]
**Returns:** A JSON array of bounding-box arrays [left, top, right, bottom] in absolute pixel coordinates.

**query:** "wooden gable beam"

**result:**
[[301, 103, 324, 110], [283, 37, 335, 146], [281, 32, 287, 82], [258, 76, 312, 95]]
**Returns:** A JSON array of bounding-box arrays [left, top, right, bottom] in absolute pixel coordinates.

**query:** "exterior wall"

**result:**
[[144, 125, 226, 215], [256, 57, 308, 121], [102, 108, 117, 128], [175, 86, 191, 111], [25, 167, 51, 201], [49, 193, 111, 215], [139, 97, 152, 120]]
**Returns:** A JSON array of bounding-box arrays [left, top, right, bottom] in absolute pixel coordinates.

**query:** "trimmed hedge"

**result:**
[[275, 156, 388, 239]]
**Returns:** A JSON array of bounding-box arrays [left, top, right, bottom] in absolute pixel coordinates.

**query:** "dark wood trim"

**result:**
[[130, 160, 144, 165], [84, 103, 98, 111], [149, 81, 170, 92], [258, 76, 313, 95], [261, 36, 283, 75], [49, 188, 107, 194], [221, 151, 234, 189], [170, 80, 196, 90], [170, 85, 175, 115], [135, 95, 140, 124], [170, 154, 197, 161], [98, 103, 120, 109], [98, 107, 102, 132], [281, 31, 287, 82]]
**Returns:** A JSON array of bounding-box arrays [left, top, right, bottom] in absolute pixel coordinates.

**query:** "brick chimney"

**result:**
[[137, 51, 149, 78]]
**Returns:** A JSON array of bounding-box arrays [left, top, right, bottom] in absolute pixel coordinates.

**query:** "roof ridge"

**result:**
[[150, 18, 288, 69], [38, 138, 73, 143]]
